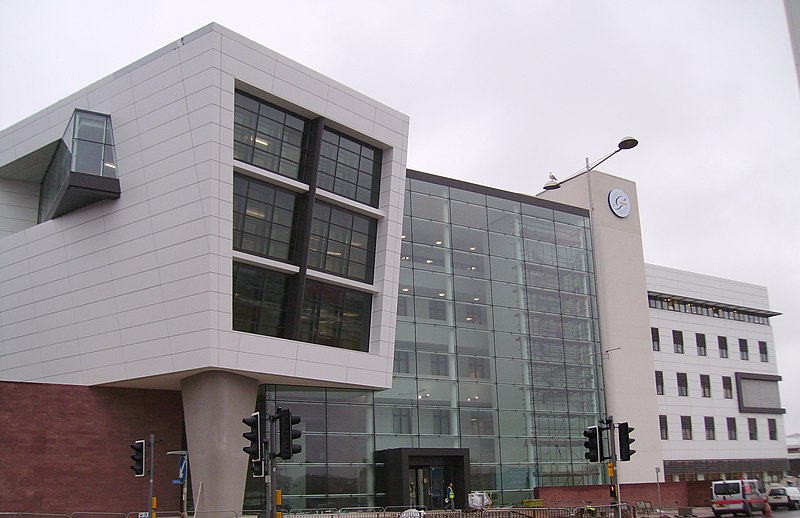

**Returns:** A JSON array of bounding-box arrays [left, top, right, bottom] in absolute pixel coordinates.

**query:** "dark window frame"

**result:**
[[655, 371, 664, 395], [233, 90, 309, 181], [681, 416, 693, 440], [318, 128, 383, 207], [696, 333, 707, 356], [677, 372, 688, 397], [673, 330, 684, 354], [705, 416, 716, 440]]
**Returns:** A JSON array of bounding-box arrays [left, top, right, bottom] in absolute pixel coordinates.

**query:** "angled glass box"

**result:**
[[39, 109, 120, 222]]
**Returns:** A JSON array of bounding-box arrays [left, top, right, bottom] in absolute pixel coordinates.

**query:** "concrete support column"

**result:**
[[181, 371, 259, 513]]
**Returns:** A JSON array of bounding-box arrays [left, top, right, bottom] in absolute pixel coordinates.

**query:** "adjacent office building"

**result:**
[[0, 23, 786, 512], [647, 265, 786, 482]]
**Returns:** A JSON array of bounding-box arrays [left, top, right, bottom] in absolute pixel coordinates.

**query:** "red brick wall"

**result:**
[[0, 381, 183, 513], [536, 480, 712, 508]]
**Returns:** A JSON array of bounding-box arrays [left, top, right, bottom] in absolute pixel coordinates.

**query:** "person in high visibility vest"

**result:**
[[445, 482, 455, 510]]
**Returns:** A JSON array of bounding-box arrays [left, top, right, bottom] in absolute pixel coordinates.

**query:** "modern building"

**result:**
[[0, 23, 786, 513], [646, 265, 786, 483]]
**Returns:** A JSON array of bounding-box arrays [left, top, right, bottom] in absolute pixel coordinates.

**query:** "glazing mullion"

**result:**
[[284, 117, 326, 339]]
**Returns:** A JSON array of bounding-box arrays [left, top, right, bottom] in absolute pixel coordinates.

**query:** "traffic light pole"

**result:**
[[268, 408, 278, 518], [148, 433, 155, 518], [604, 417, 622, 518]]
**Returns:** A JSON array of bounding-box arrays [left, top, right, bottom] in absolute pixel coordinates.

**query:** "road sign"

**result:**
[[177, 455, 187, 483]]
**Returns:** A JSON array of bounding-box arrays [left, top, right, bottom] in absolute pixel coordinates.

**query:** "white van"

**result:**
[[712, 480, 767, 516], [767, 486, 800, 510]]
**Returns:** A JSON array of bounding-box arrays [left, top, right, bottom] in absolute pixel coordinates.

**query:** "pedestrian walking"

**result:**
[[445, 482, 455, 510]]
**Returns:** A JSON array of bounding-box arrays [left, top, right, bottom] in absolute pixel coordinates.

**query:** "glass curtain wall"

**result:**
[[253, 174, 605, 510]]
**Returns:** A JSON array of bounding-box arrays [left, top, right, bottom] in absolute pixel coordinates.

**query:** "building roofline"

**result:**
[[406, 169, 590, 217]]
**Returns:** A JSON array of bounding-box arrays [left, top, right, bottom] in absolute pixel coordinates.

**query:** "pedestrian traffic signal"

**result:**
[[278, 408, 302, 460], [618, 422, 636, 461], [130, 439, 146, 477], [583, 425, 603, 463], [243, 411, 262, 462], [609, 484, 616, 498]]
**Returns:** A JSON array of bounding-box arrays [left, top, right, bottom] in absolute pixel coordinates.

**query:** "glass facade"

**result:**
[[248, 172, 606, 510]]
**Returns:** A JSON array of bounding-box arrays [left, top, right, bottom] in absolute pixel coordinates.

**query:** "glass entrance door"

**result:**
[[409, 465, 452, 509]]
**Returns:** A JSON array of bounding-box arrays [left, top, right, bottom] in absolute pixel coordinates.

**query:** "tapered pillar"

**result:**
[[181, 371, 259, 513]]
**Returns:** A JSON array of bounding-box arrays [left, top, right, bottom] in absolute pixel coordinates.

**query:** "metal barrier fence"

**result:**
[[1, 503, 634, 518]]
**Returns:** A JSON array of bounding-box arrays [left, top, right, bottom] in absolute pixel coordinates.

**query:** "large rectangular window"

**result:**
[[234, 91, 308, 180], [769, 418, 778, 440], [673, 330, 684, 354], [696, 333, 707, 356], [739, 338, 749, 360], [308, 202, 377, 283], [232, 262, 290, 337], [652, 327, 660, 351], [677, 372, 688, 396], [234, 173, 299, 262], [318, 128, 382, 207], [300, 280, 372, 352]]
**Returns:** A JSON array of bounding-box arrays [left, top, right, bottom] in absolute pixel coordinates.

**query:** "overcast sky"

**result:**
[[2, 1, 799, 431]]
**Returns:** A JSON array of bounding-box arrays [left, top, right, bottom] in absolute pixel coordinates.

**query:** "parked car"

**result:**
[[712, 479, 767, 517], [768, 486, 800, 510]]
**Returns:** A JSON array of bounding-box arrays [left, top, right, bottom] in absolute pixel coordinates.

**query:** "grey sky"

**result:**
[[2, 1, 799, 431]]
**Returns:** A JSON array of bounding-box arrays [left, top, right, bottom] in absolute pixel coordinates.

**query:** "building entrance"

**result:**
[[375, 448, 469, 509], [409, 464, 451, 509]]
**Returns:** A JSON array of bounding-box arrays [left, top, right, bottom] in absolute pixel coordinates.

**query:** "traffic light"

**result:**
[[130, 439, 146, 477], [618, 422, 636, 461], [609, 484, 617, 498], [583, 425, 603, 463], [278, 408, 302, 460], [243, 411, 262, 462]]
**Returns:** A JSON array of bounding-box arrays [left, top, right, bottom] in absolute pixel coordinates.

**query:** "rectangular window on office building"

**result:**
[[308, 201, 377, 283], [739, 338, 749, 360], [677, 372, 688, 396], [748, 418, 758, 440], [718, 336, 728, 358], [652, 327, 660, 351], [705, 416, 716, 440], [722, 376, 733, 399], [769, 418, 778, 440], [299, 279, 372, 352], [655, 371, 664, 395], [232, 262, 290, 337], [318, 128, 382, 207], [660, 415, 669, 440], [673, 330, 684, 354], [233, 173, 300, 262], [393, 408, 412, 434], [700, 374, 711, 398], [696, 333, 707, 356], [233, 91, 308, 180], [681, 416, 693, 440], [759, 341, 769, 362], [727, 417, 737, 440]]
